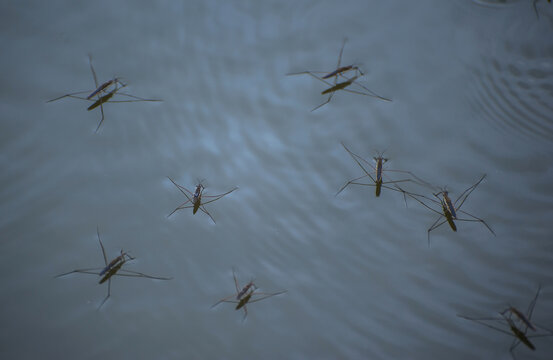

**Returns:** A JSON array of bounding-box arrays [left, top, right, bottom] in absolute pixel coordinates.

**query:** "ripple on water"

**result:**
[[468, 48, 553, 143]]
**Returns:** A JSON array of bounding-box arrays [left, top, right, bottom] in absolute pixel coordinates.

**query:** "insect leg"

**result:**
[[199, 205, 216, 224], [455, 212, 495, 236], [428, 217, 447, 247], [98, 278, 111, 310]]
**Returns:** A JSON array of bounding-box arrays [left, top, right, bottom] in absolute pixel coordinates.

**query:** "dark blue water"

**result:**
[[1, 1, 552, 359]]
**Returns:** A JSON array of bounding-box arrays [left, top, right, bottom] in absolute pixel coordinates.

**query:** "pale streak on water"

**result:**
[[1, 1, 552, 359]]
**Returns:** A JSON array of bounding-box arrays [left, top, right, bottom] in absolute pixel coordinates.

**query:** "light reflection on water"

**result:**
[[1, 1, 552, 359]]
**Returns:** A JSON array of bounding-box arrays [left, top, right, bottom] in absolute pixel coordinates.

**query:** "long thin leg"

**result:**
[[167, 177, 195, 197], [47, 90, 92, 103], [336, 174, 372, 196], [167, 178, 195, 211], [55, 267, 103, 277], [199, 205, 216, 224], [214, 290, 287, 306], [89, 54, 99, 89], [336, 38, 346, 71], [95, 103, 105, 133], [527, 285, 541, 322], [199, 187, 238, 206], [232, 270, 240, 294], [503, 307, 536, 332], [457, 314, 514, 336], [353, 153, 378, 173], [97, 226, 108, 267], [201, 193, 236, 199], [382, 179, 412, 185], [455, 212, 495, 236], [344, 153, 426, 200], [286, 70, 331, 76], [298, 71, 337, 111], [337, 181, 409, 205], [428, 217, 447, 246], [528, 323, 553, 336], [347, 81, 392, 101], [325, 75, 390, 101], [98, 278, 111, 310], [381, 183, 410, 207], [454, 175, 486, 211], [401, 190, 443, 216], [377, 179, 424, 206], [211, 294, 237, 308], [309, 69, 389, 107], [247, 290, 288, 303], [211, 270, 241, 309], [168, 201, 193, 217], [509, 337, 521, 359], [240, 290, 287, 321], [303, 71, 335, 88], [382, 168, 435, 189], [108, 92, 162, 102], [311, 93, 333, 112], [115, 269, 172, 280], [48, 90, 159, 104], [341, 143, 377, 183]]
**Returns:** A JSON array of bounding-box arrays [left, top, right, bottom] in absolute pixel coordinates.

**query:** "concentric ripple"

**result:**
[[468, 43, 553, 142]]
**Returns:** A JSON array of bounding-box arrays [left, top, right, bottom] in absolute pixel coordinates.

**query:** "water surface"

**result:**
[[1, 1, 552, 359]]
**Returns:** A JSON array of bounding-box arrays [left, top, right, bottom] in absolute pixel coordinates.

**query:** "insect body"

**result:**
[[501, 306, 537, 332], [86, 86, 118, 112], [320, 75, 359, 95], [235, 291, 254, 311], [191, 183, 205, 214], [506, 317, 536, 351], [372, 154, 389, 197], [87, 78, 124, 100], [236, 280, 256, 300], [322, 64, 362, 80], [99, 249, 133, 277], [433, 190, 458, 232]]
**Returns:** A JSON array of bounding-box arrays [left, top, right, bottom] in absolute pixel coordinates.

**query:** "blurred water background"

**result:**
[[1, 0, 552, 359]]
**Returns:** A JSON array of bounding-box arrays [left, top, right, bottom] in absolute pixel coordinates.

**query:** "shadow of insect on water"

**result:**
[[533, 0, 551, 19]]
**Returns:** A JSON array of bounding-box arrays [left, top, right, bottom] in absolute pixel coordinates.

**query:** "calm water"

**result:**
[[1, 1, 552, 359]]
